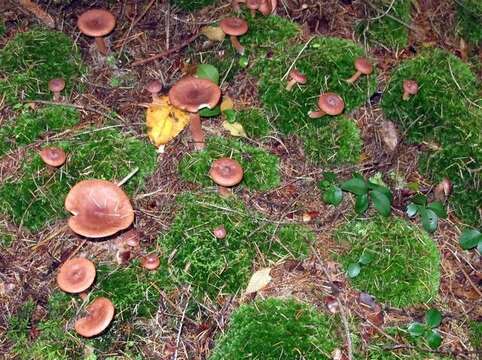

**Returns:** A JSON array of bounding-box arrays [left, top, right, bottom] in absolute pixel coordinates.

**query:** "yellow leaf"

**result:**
[[200, 26, 225, 42], [245, 268, 272, 295], [222, 121, 247, 138], [220, 96, 234, 112], [146, 96, 190, 147]]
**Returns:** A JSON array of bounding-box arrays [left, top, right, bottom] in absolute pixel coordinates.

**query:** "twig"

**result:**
[[282, 36, 314, 81], [117, 167, 139, 187], [119, 0, 156, 56], [173, 291, 191, 360], [364, 1, 420, 33]]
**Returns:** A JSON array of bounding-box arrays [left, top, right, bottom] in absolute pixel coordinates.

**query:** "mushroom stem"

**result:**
[[230, 35, 245, 55], [190, 113, 205, 151], [232, 0, 245, 11], [250, 8, 256, 16], [52, 91, 61, 102], [95, 36, 109, 55], [346, 70, 362, 84], [308, 109, 326, 119], [286, 79, 297, 91], [402, 91, 410, 101], [218, 186, 232, 198], [151, 94, 160, 103]]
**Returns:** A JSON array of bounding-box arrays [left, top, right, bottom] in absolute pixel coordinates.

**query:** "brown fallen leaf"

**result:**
[[245, 268, 272, 294], [201, 25, 225, 42]]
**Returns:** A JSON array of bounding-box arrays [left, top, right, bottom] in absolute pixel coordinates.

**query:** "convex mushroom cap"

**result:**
[[75, 297, 115, 338], [219, 17, 249, 36], [290, 69, 307, 84], [48, 78, 65, 93], [168, 76, 221, 113], [403, 80, 419, 96], [354, 58, 373, 75], [318, 93, 345, 115], [39, 147, 66, 167], [141, 254, 160, 270], [209, 158, 244, 187], [77, 9, 116, 37], [57, 257, 96, 293], [65, 179, 134, 238], [147, 80, 162, 95]]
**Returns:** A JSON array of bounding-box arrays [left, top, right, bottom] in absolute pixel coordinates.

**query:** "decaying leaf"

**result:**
[[201, 26, 225, 42], [222, 121, 247, 137], [220, 96, 234, 112], [245, 268, 272, 294]]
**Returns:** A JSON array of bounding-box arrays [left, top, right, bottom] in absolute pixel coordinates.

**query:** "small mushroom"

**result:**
[[286, 69, 307, 91], [346, 57, 373, 84], [39, 147, 66, 167], [434, 178, 451, 202], [77, 9, 116, 56], [56, 257, 96, 294], [402, 80, 419, 101], [209, 158, 244, 196], [146, 80, 162, 102], [141, 254, 160, 271], [220, 17, 248, 55], [246, 0, 259, 16], [308, 92, 345, 119], [116, 249, 131, 265], [259, 0, 277, 15], [48, 78, 65, 102], [231, 0, 246, 12], [213, 225, 227, 239], [169, 76, 221, 151], [75, 297, 115, 338], [65, 179, 134, 238]]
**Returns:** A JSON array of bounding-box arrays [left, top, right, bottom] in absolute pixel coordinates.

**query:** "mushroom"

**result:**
[[141, 254, 160, 270], [232, 0, 246, 12], [308, 92, 345, 119], [213, 225, 227, 239], [346, 57, 373, 84], [39, 147, 66, 167], [259, 0, 277, 15], [209, 158, 244, 196], [286, 69, 307, 91], [402, 80, 419, 101], [48, 78, 65, 102], [77, 9, 116, 55], [75, 297, 115, 338], [168, 76, 221, 151], [65, 179, 134, 238], [246, 0, 259, 16], [56, 257, 96, 294], [146, 80, 162, 103], [220, 17, 248, 55]]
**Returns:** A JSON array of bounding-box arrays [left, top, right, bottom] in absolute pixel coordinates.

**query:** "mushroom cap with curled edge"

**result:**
[[354, 57, 373, 75], [48, 78, 65, 93], [141, 254, 160, 270], [403, 80, 419, 95], [77, 9, 116, 38], [75, 297, 115, 338], [259, 0, 277, 15], [39, 147, 67, 167], [146, 80, 162, 95], [290, 69, 307, 84], [65, 179, 134, 238], [209, 158, 244, 187], [318, 93, 345, 116], [56, 257, 96, 294], [219, 17, 249, 37], [168, 76, 221, 113]]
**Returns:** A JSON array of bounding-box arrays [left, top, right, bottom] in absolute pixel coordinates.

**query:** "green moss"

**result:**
[[0, 29, 84, 104], [356, 0, 412, 49], [178, 136, 280, 191], [469, 320, 482, 353], [364, 345, 452, 359], [0, 128, 157, 231], [209, 298, 341, 359], [172, 0, 217, 11], [236, 108, 271, 138], [159, 192, 312, 299], [456, 0, 482, 46], [334, 216, 441, 307], [0, 225, 14, 247]]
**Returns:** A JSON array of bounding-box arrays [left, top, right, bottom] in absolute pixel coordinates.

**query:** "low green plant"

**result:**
[[469, 320, 482, 353], [171, 0, 217, 11], [456, 0, 482, 46], [346, 250, 375, 278], [459, 228, 482, 252], [406, 194, 447, 233], [235, 108, 271, 139], [407, 309, 443, 349]]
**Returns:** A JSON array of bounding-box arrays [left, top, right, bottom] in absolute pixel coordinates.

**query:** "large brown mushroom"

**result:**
[[209, 158, 243, 196], [48, 78, 65, 102], [65, 179, 134, 238], [77, 9, 116, 55], [75, 297, 115, 338], [39, 147, 67, 167], [286, 69, 307, 91], [346, 58, 373, 84], [56, 257, 96, 294], [402, 80, 419, 101], [308, 92, 345, 119], [168, 76, 221, 150], [220, 17, 248, 55]]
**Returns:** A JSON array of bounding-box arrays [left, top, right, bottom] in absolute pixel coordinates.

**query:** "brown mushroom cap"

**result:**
[[219, 17, 248, 36], [56, 257, 96, 294], [141, 254, 160, 270], [77, 9, 116, 37], [354, 58, 373, 75], [403, 80, 419, 95], [39, 147, 67, 167], [209, 158, 244, 187], [318, 93, 345, 116], [290, 69, 307, 84], [246, 0, 259, 9], [168, 76, 221, 113], [48, 78, 65, 92], [65, 179, 134, 238], [146, 80, 162, 94], [75, 297, 115, 338]]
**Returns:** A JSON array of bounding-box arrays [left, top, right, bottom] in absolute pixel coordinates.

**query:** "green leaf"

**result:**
[[223, 109, 237, 124], [420, 208, 438, 233], [427, 201, 447, 218], [354, 193, 369, 214], [411, 194, 427, 206], [195, 64, 219, 84], [407, 322, 425, 336], [347, 263, 361, 278], [367, 182, 392, 201], [459, 229, 482, 250], [425, 309, 442, 328], [239, 56, 249, 68], [426, 330, 442, 349], [341, 177, 368, 195], [323, 171, 337, 184], [477, 240, 482, 252], [406, 203, 419, 218], [323, 186, 343, 206], [199, 106, 221, 117], [358, 251, 374, 265], [371, 190, 391, 217]]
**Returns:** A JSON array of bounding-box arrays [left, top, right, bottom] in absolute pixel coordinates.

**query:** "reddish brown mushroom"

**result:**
[[141, 254, 160, 270], [309, 92, 345, 119], [346, 58, 373, 84], [56, 257, 96, 294], [220, 17, 248, 55], [77, 9, 116, 55], [231, 0, 245, 12], [65, 179, 134, 238], [286, 69, 307, 91], [169, 76, 221, 150], [246, 0, 259, 16], [403, 80, 419, 101], [48, 78, 65, 102], [259, 0, 277, 15], [146, 80, 162, 102], [209, 158, 243, 196], [213, 225, 227, 239], [39, 147, 67, 167], [75, 297, 115, 338]]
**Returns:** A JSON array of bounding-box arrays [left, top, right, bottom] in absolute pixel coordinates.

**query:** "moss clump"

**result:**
[[236, 108, 271, 138], [0, 105, 80, 157], [0, 225, 15, 247], [178, 136, 280, 191], [365, 345, 452, 359], [0, 128, 157, 231], [456, 0, 482, 46], [334, 216, 441, 307], [159, 192, 312, 299], [209, 298, 340, 359], [0, 29, 84, 104], [171, 0, 217, 11], [469, 320, 482, 353]]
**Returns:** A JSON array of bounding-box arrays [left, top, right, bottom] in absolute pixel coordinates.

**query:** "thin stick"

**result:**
[[173, 292, 191, 360], [117, 167, 139, 187], [119, 0, 156, 55], [282, 36, 314, 80]]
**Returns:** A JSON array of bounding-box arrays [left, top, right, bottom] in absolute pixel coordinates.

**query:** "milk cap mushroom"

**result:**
[[246, 0, 259, 16], [346, 57, 373, 84], [309, 92, 345, 118], [75, 297, 115, 338], [39, 147, 67, 167], [209, 158, 244, 187], [141, 254, 160, 270], [259, 0, 277, 15], [146, 80, 162, 102], [56, 257, 96, 293], [220, 17, 248, 55], [77, 9, 116, 55], [213, 225, 227, 239], [403, 80, 419, 101], [286, 69, 307, 91], [65, 179, 134, 238], [48, 78, 65, 102]]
